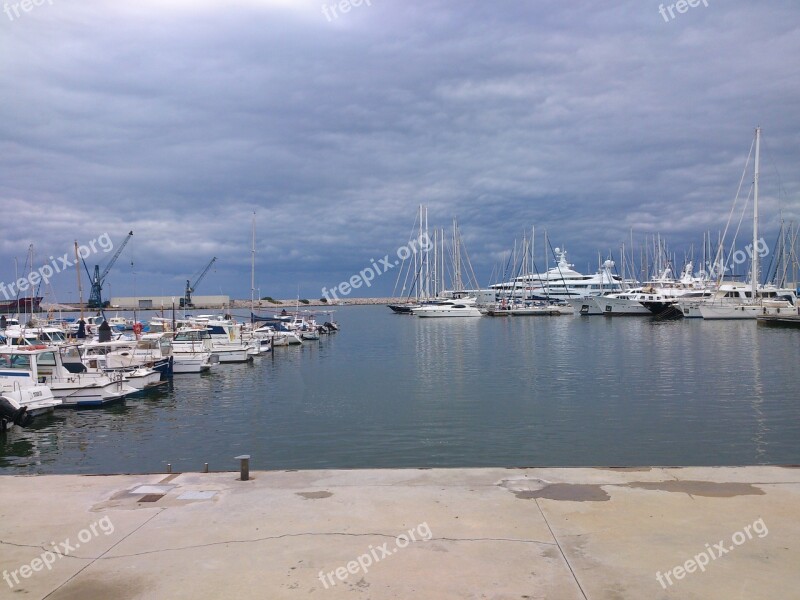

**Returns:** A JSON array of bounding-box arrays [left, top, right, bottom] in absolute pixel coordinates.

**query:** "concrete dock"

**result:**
[[1, 466, 798, 599]]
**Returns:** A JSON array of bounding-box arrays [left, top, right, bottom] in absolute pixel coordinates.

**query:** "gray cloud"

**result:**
[[1, 0, 798, 301]]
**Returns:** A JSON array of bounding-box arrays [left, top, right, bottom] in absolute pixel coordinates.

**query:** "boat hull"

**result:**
[[173, 352, 217, 373], [597, 296, 652, 316], [50, 381, 135, 407], [414, 308, 482, 317]]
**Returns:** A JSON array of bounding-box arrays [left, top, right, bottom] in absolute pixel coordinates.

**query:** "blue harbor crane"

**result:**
[[84, 231, 133, 309], [180, 257, 217, 308]]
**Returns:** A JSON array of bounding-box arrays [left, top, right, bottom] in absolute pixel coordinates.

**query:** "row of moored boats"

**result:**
[[0, 312, 337, 431]]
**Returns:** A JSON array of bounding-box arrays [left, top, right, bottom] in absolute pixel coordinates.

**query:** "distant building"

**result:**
[[110, 295, 230, 309]]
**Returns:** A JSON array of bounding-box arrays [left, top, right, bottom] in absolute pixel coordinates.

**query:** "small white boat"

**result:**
[[189, 317, 253, 362], [79, 341, 162, 390], [0, 347, 136, 407], [3, 325, 69, 346], [255, 327, 303, 346], [103, 333, 175, 378], [0, 358, 61, 429], [171, 329, 219, 373], [508, 301, 573, 316]]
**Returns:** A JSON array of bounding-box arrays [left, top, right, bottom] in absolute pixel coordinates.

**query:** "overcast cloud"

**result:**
[[1, 0, 799, 301]]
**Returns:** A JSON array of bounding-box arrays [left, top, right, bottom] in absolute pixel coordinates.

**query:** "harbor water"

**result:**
[[1, 305, 799, 474]]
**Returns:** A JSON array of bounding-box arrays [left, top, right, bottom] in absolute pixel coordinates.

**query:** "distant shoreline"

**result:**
[[234, 297, 401, 308], [35, 298, 407, 313]]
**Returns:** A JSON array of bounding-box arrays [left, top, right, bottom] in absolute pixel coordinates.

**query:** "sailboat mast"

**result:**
[[424, 206, 430, 298], [441, 227, 445, 295], [251, 211, 256, 319], [414, 205, 420, 301], [752, 126, 761, 297]]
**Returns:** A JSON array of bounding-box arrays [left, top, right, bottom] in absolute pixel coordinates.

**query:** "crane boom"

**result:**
[[100, 231, 134, 281], [86, 231, 133, 308], [192, 256, 217, 291], [181, 257, 217, 308]]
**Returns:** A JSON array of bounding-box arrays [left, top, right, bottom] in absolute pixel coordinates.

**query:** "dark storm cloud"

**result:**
[[1, 0, 798, 300]]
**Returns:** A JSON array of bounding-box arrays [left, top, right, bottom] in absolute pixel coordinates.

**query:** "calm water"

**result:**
[[2, 305, 799, 474]]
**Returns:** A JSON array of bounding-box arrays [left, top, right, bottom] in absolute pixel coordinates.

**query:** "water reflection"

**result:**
[[2, 306, 799, 473]]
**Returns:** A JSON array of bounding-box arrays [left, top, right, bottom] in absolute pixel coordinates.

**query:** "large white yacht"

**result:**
[[491, 250, 625, 302]]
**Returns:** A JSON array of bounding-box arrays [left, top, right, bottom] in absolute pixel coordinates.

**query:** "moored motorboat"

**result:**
[[0, 356, 61, 429], [0, 347, 136, 407], [171, 329, 219, 373]]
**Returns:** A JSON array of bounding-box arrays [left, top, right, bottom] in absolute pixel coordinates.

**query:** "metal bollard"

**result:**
[[204, 463, 209, 473], [167, 463, 172, 474], [235, 455, 250, 481]]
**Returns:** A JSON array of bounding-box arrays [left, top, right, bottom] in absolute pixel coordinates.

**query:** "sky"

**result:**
[[1, 0, 799, 302]]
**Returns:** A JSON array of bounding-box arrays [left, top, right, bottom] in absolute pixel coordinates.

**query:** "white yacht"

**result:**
[[587, 291, 665, 316], [0, 347, 136, 407], [492, 251, 626, 302], [582, 264, 708, 317], [679, 284, 796, 318], [412, 298, 482, 318]]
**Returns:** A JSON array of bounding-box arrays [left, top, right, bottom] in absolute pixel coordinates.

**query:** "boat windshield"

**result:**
[[61, 346, 82, 360], [0, 353, 31, 369], [38, 352, 57, 366]]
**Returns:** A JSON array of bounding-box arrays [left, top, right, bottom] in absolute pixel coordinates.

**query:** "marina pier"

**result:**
[[1, 465, 797, 598]]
